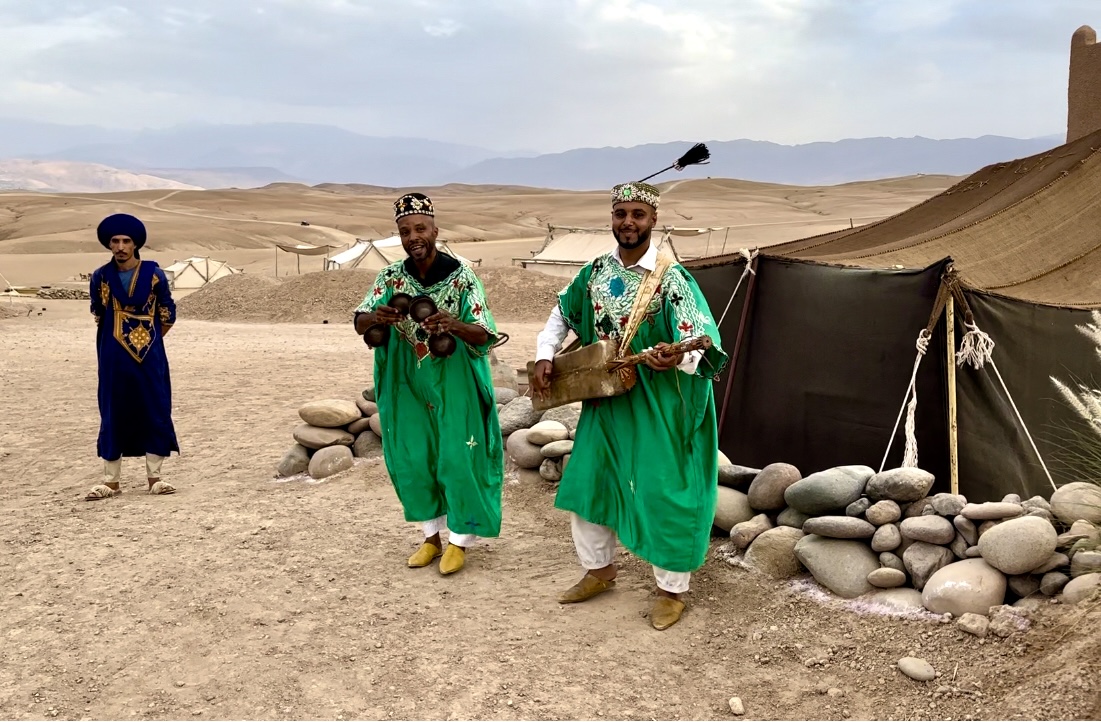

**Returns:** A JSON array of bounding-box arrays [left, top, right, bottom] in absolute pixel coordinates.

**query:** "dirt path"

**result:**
[[0, 311, 1097, 720], [67, 190, 360, 247]]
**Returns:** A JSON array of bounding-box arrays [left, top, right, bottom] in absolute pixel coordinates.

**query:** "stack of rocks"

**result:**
[[500, 395, 581, 482], [37, 287, 90, 300], [717, 463, 1101, 621], [275, 391, 383, 481]]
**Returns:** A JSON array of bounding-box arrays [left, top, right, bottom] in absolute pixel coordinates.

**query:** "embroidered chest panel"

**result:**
[[584, 255, 709, 342], [104, 270, 162, 363], [369, 264, 489, 362], [585, 255, 661, 342]]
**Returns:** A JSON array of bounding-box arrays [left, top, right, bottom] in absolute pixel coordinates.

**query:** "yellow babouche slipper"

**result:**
[[650, 597, 686, 631], [558, 573, 616, 604], [439, 545, 465, 575], [408, 541, 442, 568]]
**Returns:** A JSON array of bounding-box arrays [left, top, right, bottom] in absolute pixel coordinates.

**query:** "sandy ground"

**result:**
[[1, 303, 1098, 721]]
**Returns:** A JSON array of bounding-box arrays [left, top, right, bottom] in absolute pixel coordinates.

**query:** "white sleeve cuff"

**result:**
[[536, 305, 570, 362], [677, 349, 703, 375]]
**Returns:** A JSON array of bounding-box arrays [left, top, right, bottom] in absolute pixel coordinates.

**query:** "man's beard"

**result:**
[[613, 226, 651, 250]]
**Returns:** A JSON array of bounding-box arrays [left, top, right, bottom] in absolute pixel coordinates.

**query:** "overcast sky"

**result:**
[[0, 0, 1094, 153]]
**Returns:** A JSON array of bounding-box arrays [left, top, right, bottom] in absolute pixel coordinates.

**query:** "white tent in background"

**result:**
[[514, 226, 683, 279], [325, 236, 479, 271], [324, 240, 372, 270], [163, 256, 243, 290]]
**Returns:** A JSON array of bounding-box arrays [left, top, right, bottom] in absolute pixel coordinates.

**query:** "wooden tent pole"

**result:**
[[947, 293, 959, 495]]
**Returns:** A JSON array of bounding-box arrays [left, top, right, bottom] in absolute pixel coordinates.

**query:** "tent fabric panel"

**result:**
[[275, 243, 339, 256], [327, 240, 371, 268], [690, 256, 952, 493], [760, 128, 1101, 308], [954, 291, 1100, 500], [533, 232, 618, 263]]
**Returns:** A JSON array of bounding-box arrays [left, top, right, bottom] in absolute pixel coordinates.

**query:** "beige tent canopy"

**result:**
[[163, 257, 242, 290], [514, 225, 689, 278], [274, 241, 342, 275], [324, 236, 479, 271]]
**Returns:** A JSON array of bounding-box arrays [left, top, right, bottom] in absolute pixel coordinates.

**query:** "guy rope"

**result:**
[[880, 266, 1058, 492]]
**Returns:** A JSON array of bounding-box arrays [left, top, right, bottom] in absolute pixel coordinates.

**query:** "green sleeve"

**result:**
[[355, 266, 395, 314], [458, 267, 498, 357], [556, 263, 593, 337], [661, 265, 729, 380]]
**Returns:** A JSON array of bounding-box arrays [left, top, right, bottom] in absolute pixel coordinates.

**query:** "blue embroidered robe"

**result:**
[[90, 260, 180, 460]]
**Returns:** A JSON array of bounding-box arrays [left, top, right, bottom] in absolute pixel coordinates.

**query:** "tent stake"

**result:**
[[947, 293, 959, 495]]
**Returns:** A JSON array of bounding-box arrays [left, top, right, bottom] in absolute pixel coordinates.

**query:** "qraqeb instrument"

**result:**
[[527, 335, 712, 412], [362, 293, 457, 357]]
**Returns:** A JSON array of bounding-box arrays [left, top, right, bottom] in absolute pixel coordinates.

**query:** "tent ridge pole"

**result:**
[[947, 293, 959, 495]]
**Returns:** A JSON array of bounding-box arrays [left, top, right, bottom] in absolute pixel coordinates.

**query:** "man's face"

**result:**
[[109, 235, 136, 264], [612, 202, 657, 250], [397, 214, 439, 263]]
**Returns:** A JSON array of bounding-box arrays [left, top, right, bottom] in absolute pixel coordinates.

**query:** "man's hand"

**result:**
[[424, 309, 489, 346], [531, 359, 554, 400], [355, 306, 403, 335], [642, 342, 683, 372], [422, 309, 458, 335], [375, 305, 404, 325]]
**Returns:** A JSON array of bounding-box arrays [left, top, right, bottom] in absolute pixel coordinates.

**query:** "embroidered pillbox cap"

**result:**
[[611, 181, 660, 209], [394, 192, 435, 220]]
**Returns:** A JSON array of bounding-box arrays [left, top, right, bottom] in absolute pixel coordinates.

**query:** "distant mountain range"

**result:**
[[0, 118, 1064, 192]]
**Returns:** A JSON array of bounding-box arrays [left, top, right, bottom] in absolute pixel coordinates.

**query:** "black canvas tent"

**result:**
[[686, 128, 1101, 502]]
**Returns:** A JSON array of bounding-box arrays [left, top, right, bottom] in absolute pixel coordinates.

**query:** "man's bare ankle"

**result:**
[[588, 566, 616, 582]]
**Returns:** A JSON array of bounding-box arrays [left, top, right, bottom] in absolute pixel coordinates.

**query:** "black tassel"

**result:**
[[637, 142, 711, 183], [674, 142, 710, 170]]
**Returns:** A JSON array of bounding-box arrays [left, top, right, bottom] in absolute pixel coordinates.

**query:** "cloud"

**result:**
[[424, 18, 462, 37], [0, 0, 1094, 152]]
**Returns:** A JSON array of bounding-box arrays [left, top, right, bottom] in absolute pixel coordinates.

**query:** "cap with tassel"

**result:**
[[611, 142, 711, 209]]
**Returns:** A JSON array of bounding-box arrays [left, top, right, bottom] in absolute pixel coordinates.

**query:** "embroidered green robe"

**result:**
[[356, 261, 504, 537], [554, 254, 728, 572]]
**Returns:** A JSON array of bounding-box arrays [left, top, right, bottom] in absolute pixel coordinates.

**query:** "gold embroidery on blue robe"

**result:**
[[113, 311, 157, 363]]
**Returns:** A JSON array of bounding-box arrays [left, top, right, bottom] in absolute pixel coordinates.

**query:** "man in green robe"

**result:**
[[531, 181, 728, 630], [354, 193, 503, 575]]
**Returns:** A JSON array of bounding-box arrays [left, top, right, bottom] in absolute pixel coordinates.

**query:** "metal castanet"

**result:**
[[605, 335, 713, 371], [390, 292, 414, 316], [428, 333, 457, 358], [363, 323, 390, 348], [409, 295, 437, 324]]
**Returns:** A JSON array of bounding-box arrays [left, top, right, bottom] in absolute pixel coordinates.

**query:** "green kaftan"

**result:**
[[554, 254, 729, 572], [356, 260, 504, 537]]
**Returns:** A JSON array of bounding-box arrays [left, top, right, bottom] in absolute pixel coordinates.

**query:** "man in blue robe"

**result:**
[[84, 213, 180, 500]]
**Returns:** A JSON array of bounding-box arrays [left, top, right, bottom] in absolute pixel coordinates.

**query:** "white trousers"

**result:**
[[570, 513, 691, 594], [422, 515, 477, 548], [103, 455, 165, 485]]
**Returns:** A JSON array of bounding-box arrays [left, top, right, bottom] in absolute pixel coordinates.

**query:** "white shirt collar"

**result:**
[[611, 240, 658, 272]]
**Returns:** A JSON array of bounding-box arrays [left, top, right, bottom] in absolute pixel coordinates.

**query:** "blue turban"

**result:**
[[96, 213, 147, 250]]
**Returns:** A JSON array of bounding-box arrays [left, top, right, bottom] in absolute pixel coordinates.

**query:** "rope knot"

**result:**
[[738, 247, 759, 275], [957, 321, 995, 370], [916, 329, 931, 355]]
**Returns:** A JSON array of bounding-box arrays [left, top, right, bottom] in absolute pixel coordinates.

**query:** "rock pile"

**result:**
[[499, 385, 752, 487], [275, 393, 383, 481], [721, 464, 1101, 622], [37, 287, 89, 300], [500, 394, 582, 482]]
